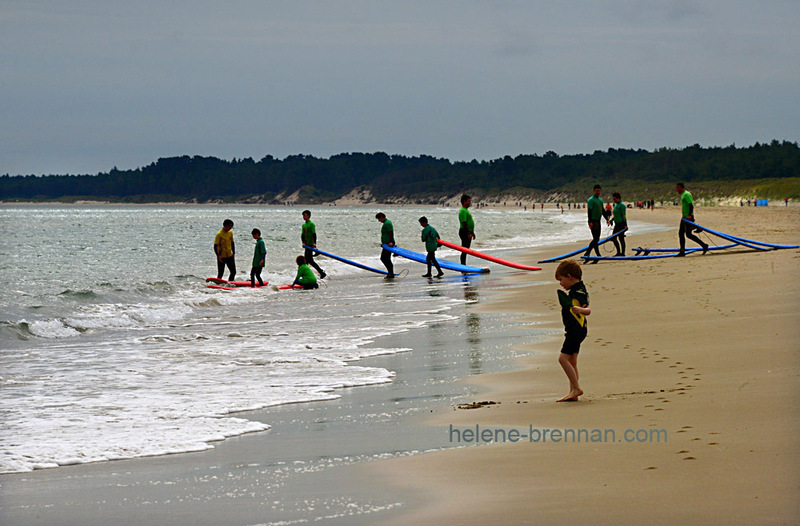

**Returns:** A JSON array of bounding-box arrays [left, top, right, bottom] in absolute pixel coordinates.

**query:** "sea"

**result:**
[[0, 204, 656, 474]]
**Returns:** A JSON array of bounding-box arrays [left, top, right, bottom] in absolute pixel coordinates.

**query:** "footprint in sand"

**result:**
[[645, 466, 658, 470], [683, 456, 697, 460]]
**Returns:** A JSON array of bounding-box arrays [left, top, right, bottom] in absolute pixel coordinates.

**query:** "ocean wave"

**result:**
[[12, 319, 83, 339]]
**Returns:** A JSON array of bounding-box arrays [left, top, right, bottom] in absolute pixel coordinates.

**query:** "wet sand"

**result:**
[[374, 205, 800, 525], [2, 205, 797, 525]]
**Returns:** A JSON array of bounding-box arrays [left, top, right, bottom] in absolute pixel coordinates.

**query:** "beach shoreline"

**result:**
[[2, 206, 797, 525], [371, 206, 800, 525]]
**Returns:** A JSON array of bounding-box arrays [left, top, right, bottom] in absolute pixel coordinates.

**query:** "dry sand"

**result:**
[[372, 205, 800, 525]]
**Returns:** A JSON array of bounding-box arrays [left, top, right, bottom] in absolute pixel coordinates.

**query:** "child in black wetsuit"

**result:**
[[555, 260, 592, 402]]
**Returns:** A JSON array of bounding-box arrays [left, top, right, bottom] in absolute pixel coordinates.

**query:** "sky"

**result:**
[[2, 0, 799, 176]]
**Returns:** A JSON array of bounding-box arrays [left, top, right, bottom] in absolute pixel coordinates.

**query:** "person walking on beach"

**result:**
[[676, 183, 708, 256], [292, 255, 319, 289], [301, 210, 326, 279], [419, 216, 443, 278], [250, 228, 266, 287], [458, 194, 476, 265], [584, 185, 604, 262], [376, 212, 395, 278], [608, 192, 628, 256], [554, 260, 591, 402], [214, 219, 236, 281]]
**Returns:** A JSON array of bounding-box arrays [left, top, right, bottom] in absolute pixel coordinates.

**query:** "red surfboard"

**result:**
[[436, 239, 541, 271], [206, 278, 269, 287]]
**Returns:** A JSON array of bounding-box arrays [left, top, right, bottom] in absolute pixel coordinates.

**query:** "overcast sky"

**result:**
[[2, 0, 798, 176]]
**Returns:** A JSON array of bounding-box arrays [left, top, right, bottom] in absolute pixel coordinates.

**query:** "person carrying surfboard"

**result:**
[[458, 194, 476, 265], [584, 185, 604, 263], [214, 219, 236, 281], [301, 210, 326, 279], [375, 212, 396, 278], [250, 228, 267, 287], [292, 255, 319, 289], [419, 216, 443, 278], [676, 182, 708, 257], [607, 192, 628, 256], [554, 260, 591, 402]]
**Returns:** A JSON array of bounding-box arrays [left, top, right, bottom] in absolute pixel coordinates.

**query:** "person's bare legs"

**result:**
[[557, 353, 583, 401]]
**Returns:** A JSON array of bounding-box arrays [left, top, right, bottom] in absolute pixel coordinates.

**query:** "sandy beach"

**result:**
[[375, 205, 800, 525], [2, 205, 797, 525]]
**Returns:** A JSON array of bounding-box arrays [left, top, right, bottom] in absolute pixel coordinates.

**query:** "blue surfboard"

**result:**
[[681, 220, 797, 250], [538, 229, 627, 263], [382, 244, 489, 274], [304, 245, 388, 275]]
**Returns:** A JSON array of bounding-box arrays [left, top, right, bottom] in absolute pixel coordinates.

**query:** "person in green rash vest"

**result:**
[[458, 194, 476, 266], [375, 212, 395, 278], [250, 228, 267, 287], [419, 216, 443, 278], [607, 192, 628, 256], [292, 255, 319, 289], [676, 182, 708, 257], [301, 210, 326, 279], [583, 185, 604, 262]]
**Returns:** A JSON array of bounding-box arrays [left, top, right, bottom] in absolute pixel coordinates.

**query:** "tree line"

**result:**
[[1, 141, 798, 202]]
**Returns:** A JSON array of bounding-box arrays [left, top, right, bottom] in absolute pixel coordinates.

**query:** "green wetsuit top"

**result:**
[[420, 224, 439, 253], [587, 195, 604, 222], [381, 219, 394, 245], [301, 220, 316, 246], [295, 264, 317, 286], [680, 190, 694, 218], [612, 202, 627, 224], [252, 238, 266, 267], [458, 207, 474, 233]]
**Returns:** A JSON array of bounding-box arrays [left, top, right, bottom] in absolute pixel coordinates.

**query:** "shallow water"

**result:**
[[0, 204, 649, 473]]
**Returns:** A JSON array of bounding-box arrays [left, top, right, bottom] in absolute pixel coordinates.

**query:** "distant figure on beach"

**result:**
[[214, 219, 236, 281], [292, 255, 319, 289], [250, 228, 266, 287], [555, 260, 591, 402], [676, 183, 708, 257], [458, 194, 476, 265], [376, 212, 395, 278], [608, 192, 628, 256], [301, 210, 326, 279], [419, 216, 443, 278], [584, 185, 604, 262]]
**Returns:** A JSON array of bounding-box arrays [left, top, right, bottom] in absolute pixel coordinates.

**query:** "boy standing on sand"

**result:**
[[419, 216, 443, 278], [214, 219, 236, 281], [301, 210, 326, 279], [458, 194, 476, 265], [250, 228, 266, 287], [555, 260, 591, 402]]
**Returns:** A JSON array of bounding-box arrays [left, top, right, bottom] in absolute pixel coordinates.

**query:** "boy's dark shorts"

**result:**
[[561, 328, 588, 355]]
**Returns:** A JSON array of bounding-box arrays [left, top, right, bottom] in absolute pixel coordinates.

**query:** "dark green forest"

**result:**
[[2, 141, 798, 203]]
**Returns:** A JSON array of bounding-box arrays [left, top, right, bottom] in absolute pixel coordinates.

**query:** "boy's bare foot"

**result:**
[[557, 389, 584, 402]]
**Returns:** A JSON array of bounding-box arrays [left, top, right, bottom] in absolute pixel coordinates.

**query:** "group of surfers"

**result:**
[[213, 182, 707, 288], [212, 195, 478, 288]]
